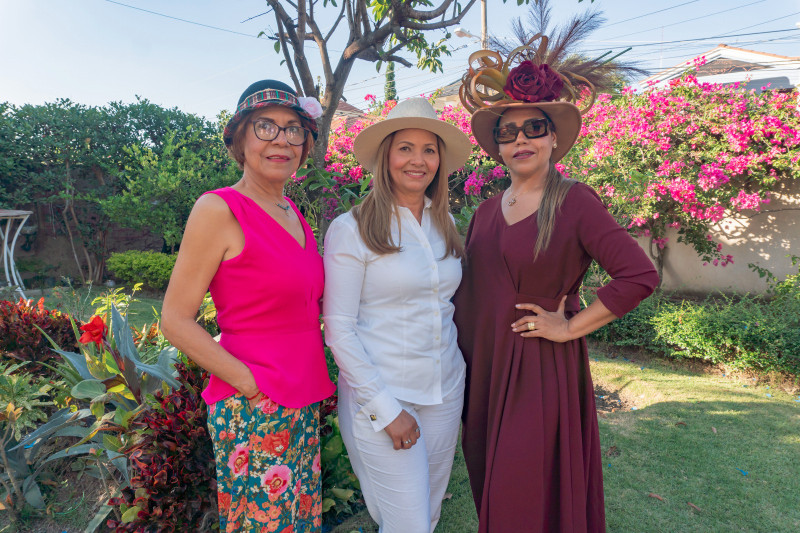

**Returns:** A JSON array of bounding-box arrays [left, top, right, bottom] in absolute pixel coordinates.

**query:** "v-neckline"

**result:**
[[227, 187, 308, 250], [498, 196, 538, 228]]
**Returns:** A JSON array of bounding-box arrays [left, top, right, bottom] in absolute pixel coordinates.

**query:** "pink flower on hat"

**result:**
[[298, 97, 323, 119]]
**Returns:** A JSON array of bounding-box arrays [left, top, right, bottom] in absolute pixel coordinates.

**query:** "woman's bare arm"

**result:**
[[161, 194, 260, 401]]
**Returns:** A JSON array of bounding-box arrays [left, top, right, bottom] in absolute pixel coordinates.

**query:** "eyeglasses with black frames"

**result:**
[[493, 118, 550, 144], [251, 119, 309, 146]]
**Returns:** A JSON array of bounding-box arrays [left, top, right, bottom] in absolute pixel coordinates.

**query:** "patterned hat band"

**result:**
[[238, 89, 299, 113]]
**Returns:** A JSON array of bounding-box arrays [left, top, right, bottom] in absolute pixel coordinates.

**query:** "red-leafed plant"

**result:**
[[0, 298, 77, 370], [106, 361, 217, 532]]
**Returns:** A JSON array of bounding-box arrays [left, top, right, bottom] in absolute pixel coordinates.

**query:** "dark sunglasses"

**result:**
[[251, 119, 309, 146], [493, 118, 550, 144]]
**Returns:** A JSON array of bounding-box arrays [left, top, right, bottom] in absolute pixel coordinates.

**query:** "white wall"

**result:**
[[642, 179, 800, 294]]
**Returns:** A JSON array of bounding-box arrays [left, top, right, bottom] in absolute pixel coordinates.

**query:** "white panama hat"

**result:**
[[353, 97, 472, 179]]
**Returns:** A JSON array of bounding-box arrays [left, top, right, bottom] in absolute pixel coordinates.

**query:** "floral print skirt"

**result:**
[[207, 393, 323, 532]]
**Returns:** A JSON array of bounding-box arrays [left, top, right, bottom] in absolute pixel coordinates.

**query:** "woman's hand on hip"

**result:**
[[512, 295, 574, 343], [384, 410, 421, 450]]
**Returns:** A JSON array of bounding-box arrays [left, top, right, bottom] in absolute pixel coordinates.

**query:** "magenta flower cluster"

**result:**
[[319, 73, 798, 269], [564, 68, 799, 265]]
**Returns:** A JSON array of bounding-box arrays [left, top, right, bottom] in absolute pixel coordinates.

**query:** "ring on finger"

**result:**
[[403, 439, 412, 445], [415, 427, 420, 434], [527, 321, 536, 331]]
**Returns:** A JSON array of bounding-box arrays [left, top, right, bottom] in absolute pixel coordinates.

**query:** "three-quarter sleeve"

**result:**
[[322, 217, 402, 432], [573, 184, 660, 317]]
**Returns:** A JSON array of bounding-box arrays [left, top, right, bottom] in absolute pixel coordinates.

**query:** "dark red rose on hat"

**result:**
[[504, 61, 564, 103]]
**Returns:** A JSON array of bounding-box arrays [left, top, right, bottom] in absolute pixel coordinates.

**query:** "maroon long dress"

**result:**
[[454, 182, 659, 533]]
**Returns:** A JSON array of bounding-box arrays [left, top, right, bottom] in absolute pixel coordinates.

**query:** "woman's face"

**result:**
[[496, 107, 556, 178], [242, 106, 306, 182], [387, 128, 440, 200]]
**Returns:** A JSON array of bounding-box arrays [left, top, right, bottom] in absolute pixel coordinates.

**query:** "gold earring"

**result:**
[[553, 142, 558, 149]]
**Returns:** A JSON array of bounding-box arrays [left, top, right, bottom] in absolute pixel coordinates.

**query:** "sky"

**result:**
[[1, 0, 799, 122]]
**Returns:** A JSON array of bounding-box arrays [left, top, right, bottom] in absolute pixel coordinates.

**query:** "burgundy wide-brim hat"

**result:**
[[460, 36, 596, 165], [471, 100, 581, 164], [223, 80, 319, 147]]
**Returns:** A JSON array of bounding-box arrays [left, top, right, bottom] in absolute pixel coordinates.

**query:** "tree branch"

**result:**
[[274, 16, 303, 93], [401, 0, 458, 20], [307, 19, 335, 83], [268, 0, 317, 96], [399, 6, 474, 32], [297, 0, 306, 45], [324, 1, 348, 42]]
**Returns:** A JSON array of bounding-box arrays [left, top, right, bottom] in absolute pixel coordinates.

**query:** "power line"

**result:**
[[724, 10, 800, 34], [603, 0, 701, 28], [580, 28, 799, 54], [102, 0, 260, 39], [604, 0, 767, 41]]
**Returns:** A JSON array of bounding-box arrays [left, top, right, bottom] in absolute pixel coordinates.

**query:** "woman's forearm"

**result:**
[[564, 299, 617, 341], [161, 313, 258, 398]]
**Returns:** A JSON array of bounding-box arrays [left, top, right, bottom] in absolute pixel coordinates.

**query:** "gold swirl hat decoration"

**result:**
[[459, 33, 597, 115]]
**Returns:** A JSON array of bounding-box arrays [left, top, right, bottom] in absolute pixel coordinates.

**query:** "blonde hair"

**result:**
[[352, 132, 463, 259], [226, 110, 314, 171], [534, 163, 576, 259]]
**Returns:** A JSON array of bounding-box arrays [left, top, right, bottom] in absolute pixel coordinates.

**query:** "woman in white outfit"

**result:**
[[323, 98, 471, 533]]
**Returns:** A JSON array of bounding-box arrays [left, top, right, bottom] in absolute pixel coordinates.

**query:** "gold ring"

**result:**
[[527, 321, 535, 331]]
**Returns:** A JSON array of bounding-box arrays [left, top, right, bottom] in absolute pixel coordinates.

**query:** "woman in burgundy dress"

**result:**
[[453, 41, 660, 532]]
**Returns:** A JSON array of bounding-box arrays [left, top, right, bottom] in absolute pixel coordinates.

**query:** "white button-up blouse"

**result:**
[[323, 200, 466, 432]]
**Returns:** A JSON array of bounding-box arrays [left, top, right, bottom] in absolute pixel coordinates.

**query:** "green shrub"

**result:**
[[106, 250, 177, 291], [0, 361, 55, 441], [592, 289, 800, 376], [0, 297, 77, 371]]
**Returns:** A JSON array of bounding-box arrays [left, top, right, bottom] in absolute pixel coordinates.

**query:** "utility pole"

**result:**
[[480, 0, 487, 48]]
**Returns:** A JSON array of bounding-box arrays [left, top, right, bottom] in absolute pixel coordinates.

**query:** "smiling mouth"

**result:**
[[513, 150, 535, 159], [266, 155, 291, 161]]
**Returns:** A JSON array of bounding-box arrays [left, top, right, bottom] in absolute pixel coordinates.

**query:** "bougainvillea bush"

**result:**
[[562, 63, 800, 275], [313, 69, 799, 276]]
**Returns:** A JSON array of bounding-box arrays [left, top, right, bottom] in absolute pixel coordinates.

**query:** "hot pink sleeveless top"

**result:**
[[200, 187, 335, 407]]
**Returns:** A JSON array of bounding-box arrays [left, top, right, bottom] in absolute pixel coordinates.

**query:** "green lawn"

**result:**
[[24, 287, 800, 532], [338, 351, 800, 532], [41, 284, 163, 329]]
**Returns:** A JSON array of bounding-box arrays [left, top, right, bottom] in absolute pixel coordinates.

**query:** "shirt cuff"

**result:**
[[359, 389, 403, 432]]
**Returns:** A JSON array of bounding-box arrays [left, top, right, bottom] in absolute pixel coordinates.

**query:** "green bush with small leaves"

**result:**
[[106, 250, 177, 291], [592, 281, 800, 376]]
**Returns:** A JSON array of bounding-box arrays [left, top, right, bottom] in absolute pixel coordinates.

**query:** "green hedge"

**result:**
[[592, 288, 800, 376], [106, 250, 177, 291]]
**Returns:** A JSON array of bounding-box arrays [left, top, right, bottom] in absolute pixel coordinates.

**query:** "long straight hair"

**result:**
[[534, 162, 576, 259], [352, 132, 463, 259]]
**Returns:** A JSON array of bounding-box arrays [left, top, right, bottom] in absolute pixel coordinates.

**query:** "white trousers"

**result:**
[[338, 379, 465, 533]]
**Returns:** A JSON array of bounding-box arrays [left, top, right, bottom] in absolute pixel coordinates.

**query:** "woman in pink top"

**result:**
[[162, 79, 335, 532]]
